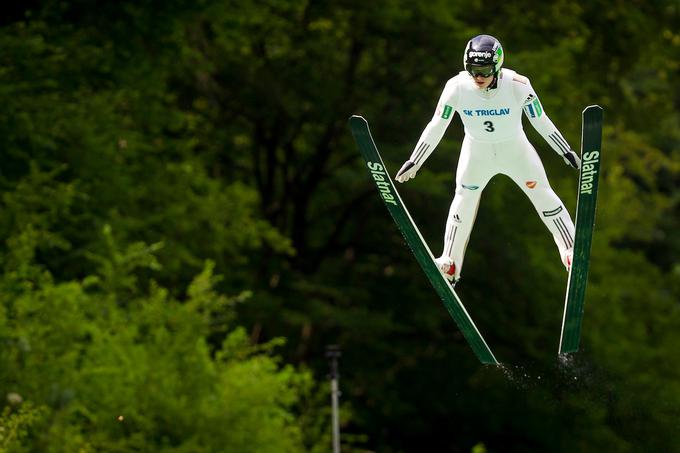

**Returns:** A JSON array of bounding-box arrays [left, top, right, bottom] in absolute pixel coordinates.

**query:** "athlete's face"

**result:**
[[467, 64, 495, 89], [473, 73, 494, 89]]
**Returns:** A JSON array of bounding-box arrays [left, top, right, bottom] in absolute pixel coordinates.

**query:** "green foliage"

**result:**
[[0, 15, 323, 447], [0, 250, 319, 451], [0, 403, 47, 452]]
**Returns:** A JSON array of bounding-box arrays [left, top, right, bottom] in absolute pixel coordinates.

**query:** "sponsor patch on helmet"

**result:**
[[494, 47, 503, 63], [468, 51, 492, 59]]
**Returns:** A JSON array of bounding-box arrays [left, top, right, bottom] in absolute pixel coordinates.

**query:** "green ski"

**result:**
[[559, 105, 603, 354], [349, 115, 499, 365]]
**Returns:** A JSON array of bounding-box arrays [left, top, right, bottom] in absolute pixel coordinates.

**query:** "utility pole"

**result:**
[[326, 345, 341, 453]]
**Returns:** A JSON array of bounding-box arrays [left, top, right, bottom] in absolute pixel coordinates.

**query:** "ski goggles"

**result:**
[[467, 65, 495, 78]]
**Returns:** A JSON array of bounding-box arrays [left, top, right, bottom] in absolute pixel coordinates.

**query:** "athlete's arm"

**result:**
[[396, 78, 459, 182], [514, 75, 581, 169]]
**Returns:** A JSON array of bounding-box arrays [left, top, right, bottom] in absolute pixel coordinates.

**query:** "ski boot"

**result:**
[[561, 248, 573, 272], [434, 256, 459, 287]]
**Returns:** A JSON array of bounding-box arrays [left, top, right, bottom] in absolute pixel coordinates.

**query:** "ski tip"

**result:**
[[582, 105, 603, 123], [582, 105, 603, 114], [348, 115, 370, 132]]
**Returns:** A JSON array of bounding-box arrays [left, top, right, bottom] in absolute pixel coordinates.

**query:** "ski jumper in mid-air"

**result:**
[[395, 34, 581, 285]]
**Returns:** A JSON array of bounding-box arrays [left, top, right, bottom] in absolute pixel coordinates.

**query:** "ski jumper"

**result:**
[[408, 68, 575, 278]]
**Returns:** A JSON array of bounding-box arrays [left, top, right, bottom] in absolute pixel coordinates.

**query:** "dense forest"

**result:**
[[1, 1, 678, 451]]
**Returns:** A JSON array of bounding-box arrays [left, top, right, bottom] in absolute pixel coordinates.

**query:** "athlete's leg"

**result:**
[[440, 137, 496, 279], [503, 137, 575, 268]]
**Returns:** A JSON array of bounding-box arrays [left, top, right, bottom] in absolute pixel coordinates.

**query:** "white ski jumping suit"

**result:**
[[407, 68, 576, 279]]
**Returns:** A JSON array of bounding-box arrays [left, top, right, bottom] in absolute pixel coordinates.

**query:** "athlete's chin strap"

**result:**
[[487, 73, 499, 91]]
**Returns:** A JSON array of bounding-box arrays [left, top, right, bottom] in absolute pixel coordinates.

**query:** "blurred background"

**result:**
[[0, 1, 678, 451]]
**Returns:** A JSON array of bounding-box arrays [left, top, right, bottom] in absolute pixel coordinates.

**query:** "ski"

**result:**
[[559, 105, 603, 354], [349, 115, 499, 365]]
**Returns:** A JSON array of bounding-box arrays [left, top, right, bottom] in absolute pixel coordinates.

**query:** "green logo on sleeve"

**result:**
[[532, 98, 543, 117], [442, 104, 453, 119]]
